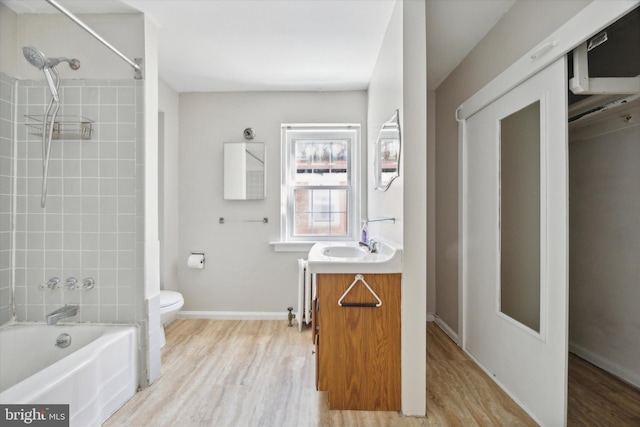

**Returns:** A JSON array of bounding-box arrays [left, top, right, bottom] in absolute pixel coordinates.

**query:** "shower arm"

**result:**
[[44, 0, 143, 80]]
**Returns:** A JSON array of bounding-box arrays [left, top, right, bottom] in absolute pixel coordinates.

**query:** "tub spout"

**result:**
[[46, 304, 79, 325]]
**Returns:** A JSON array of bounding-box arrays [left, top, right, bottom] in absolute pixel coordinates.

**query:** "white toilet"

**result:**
[[159, 290, 184, 347]]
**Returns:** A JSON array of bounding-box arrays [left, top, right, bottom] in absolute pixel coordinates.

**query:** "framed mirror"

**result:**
[[223, 142, 265, 200], [374, 110, 401, 191]]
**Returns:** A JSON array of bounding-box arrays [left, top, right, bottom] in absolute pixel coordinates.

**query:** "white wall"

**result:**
[[367, 0, 403, 245], [178, 91, 367, 314], [158, 79, 180, 292], [569, 122, 640, 387], [367, 1, 427, 415], [401, 0, 427, 416], [434, 0, 592, 334], [143, 16, 161, 385]]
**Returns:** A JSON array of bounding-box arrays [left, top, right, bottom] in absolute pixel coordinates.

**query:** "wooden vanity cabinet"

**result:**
[[313, 273, 401, 411]]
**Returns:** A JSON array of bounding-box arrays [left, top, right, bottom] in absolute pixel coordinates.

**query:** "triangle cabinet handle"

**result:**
[[338, 274, 382, 308]]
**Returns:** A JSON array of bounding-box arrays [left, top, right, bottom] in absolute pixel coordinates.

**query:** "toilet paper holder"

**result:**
[[188, 252, 205, 269]]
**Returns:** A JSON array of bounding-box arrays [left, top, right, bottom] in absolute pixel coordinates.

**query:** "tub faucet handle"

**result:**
[[65, 277, 78, 290], [40, 277, 61, 290], [82, 277, 95, 290]]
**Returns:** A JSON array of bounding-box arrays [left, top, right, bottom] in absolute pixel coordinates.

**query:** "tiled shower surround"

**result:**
[[2, 75, 145, 324]]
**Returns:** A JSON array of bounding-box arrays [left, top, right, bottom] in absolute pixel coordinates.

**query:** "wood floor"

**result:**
[[104, 320, 639, 427]]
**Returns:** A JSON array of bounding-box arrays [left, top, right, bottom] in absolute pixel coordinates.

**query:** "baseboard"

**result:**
[[177, 311, 288, 321], [427, 312, 436, 322], [433, 315, 460, 345], [569, 341, 640, 390]]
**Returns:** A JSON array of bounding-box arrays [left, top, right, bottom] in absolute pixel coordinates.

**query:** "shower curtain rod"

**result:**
[[45, 0, 143, 79]]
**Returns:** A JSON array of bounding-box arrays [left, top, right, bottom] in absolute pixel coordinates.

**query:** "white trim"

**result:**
[[433, 315, 460, 345], [570, 41, 640, 94], [457, 117, 467, 349], [280, 124, 361, 242], [569, 342, 640, 390], [573, 76, 640, 94], [177, 311, 288, 321], [426, 312, 436, 322], [457, 1, 640, 120]]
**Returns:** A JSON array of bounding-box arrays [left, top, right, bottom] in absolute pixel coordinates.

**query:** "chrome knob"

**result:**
[[82, 277, 95, 290], [65, 277, 78, 290], [40, 277, 60, 290]]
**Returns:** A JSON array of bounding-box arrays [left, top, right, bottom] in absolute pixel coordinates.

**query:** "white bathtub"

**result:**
[[0, 324, 138, 427]]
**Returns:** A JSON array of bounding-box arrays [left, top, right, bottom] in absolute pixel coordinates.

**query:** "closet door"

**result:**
[[462, 57, 568, 426]]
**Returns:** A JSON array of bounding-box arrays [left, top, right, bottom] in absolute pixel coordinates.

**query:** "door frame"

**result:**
[[456, 0, 640, 423]]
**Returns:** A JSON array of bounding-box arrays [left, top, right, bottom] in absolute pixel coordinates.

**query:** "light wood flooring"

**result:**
[[104, 320, 639, 427]]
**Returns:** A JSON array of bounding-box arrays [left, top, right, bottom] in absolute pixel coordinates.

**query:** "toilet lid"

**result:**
[[160, 290, 183, 308]]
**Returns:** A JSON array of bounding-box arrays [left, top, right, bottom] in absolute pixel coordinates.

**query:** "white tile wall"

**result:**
[[11, 78, 145, 324]]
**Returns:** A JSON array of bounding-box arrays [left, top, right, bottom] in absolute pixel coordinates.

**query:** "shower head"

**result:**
[[22, 46, 47, 70], [22, 46, 81, 70]]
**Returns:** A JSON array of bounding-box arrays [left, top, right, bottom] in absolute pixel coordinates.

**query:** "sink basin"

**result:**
[[307, 241, 402, 274], [321, 245, 368, 259]]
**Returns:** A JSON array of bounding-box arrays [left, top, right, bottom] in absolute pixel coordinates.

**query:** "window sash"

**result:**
[[282, 126, 360, 242], [290, 186, 350, 238]]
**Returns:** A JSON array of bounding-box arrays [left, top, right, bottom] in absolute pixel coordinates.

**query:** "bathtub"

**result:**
[[0, 324, 138, 427]]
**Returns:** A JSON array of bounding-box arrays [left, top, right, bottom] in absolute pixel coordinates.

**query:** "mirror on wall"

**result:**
[[374, 110, 401, 191], [223, 142, 265, 200]]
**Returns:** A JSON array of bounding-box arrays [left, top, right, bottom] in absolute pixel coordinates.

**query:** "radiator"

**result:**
[[296, 259, 314, 332]]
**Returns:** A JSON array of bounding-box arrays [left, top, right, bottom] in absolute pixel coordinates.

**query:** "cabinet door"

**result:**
[[317, 273, 401, 411]]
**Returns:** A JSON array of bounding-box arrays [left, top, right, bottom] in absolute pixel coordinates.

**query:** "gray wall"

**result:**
[[434, 0, 592, 333], [178, 91, 367, 313], [569, 122, 640, 386]]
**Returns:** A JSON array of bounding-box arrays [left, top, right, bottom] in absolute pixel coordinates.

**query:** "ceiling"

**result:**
[[2, 0, 516, 92]]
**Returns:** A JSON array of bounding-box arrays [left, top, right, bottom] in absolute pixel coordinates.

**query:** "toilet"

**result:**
[[159, 290, 184, 347], [160, 290, 184, 326]]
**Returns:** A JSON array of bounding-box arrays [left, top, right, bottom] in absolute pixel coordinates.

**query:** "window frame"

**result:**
[[281, 124, 361, 242]]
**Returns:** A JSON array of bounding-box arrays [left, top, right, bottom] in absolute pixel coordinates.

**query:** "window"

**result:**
[[281, 125, 360, 241]]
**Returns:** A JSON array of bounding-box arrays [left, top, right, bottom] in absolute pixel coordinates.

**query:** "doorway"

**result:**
[[458, 2, 640, 425], [566, 7, 640, 423]]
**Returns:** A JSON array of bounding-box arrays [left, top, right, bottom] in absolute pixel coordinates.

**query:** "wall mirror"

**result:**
[[374, 110, 401, 191], [223, 142, 265, 200]]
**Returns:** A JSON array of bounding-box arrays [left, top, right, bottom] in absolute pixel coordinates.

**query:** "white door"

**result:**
[[462, 57, 568, 426]]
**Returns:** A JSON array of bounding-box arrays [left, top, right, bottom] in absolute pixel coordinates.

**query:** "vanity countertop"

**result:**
[[307, 240, 402, 274]]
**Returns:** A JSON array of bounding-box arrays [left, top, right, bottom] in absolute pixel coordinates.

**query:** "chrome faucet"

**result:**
[[359, 239, 379, 253], [46, 304, 79, 325]]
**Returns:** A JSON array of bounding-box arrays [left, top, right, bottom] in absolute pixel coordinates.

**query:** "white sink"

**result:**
[[307, 240, 402, 274], [321, 245, 368, 259]]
